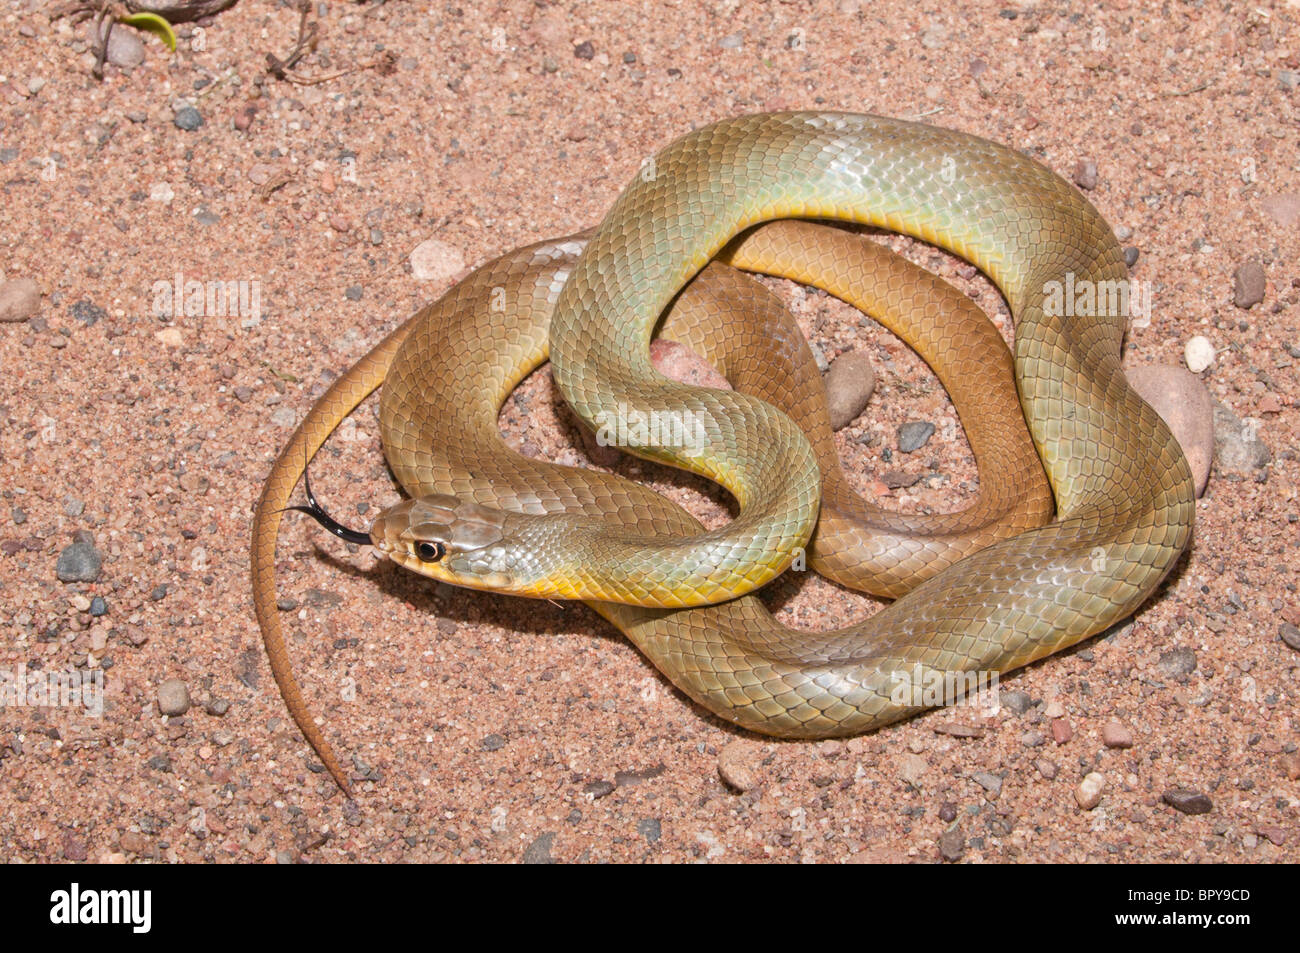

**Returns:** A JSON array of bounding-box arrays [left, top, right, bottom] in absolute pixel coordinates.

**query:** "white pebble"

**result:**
[[1184, 335, 1215, 373], [1076, 772, 1106, 810]]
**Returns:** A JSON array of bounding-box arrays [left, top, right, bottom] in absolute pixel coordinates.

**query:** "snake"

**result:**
[[252, 112, 1194, 795]]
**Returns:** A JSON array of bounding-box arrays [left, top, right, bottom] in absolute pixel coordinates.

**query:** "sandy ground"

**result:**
[[0, 0, 1297, 863]]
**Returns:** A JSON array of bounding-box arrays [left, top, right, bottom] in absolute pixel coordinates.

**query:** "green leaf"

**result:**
[[119, 12, 177, 52]]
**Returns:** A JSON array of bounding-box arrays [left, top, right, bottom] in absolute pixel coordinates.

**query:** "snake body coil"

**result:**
[[253, 113, 1194, 794]]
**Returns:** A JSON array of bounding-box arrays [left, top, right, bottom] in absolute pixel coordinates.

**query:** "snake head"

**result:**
[[369, 495, 524, 590]]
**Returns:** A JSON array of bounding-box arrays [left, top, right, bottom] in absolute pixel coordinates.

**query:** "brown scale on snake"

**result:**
[[252, 113, 1192, 794]]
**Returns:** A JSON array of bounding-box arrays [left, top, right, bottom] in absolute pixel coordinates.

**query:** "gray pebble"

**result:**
[[1123, 246, 1140, 268], [897, 420, 936, 453], [1162, 788, 1212, 815], [173, 106, 204, 131], [822, 350, 876, 430], [972, 771, 1003, 797], [573, 40, 595, 60], [63, 497, 84, 517], [0, 277, 41, 323], [157, 678, 191, 716], [1212, 401, 1271, 473], [344, 285, 363, 301], [70, 300, 105, 325], [89, 596, 107, 616], [637, 818, 661, 842], [1001, 690, 1034, 714], [481, 733, 506, 751], [56, 540, 102, 583], [1156, 646, 1197, 678], [522, 831, 556, 863], [1233, 261, 1266, 309], [1279, 622, 1300, 652], [11, 507, 26, 525]]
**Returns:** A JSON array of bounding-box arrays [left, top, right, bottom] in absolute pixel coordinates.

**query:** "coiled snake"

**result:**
[[252, 113, 1193, 794]]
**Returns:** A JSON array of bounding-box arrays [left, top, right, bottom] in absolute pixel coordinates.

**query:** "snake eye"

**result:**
[[415, 541, 446, 563]]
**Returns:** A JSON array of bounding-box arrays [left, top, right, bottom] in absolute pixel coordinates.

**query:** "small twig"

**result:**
[[265, 0, 318, 80], [1164, 79, 1214, 98]]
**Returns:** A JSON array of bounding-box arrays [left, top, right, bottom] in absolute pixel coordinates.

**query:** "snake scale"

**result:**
[[252, 113, 1194, 795]]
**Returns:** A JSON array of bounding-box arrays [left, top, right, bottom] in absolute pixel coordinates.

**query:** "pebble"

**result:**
[[173, 106, 204, 132], [409, 238, 466, 283], [1232, 261, 1266, 309], [897, 752, 927, 786], [521, 831, 556, 864], [717, 742, 760, 792], [1035, 759, 1058, 780], [0, 277, 41, 322], [156, 678, 191, 716], [573, 40, 595, 59], [1280, 753, 1300, 781], [1184, 335, 1215, 373], [1126, 365, 1214, 497], [649, 339, 730, 390], [822, 350, 876, 429], [938, 801, 957, 822], [881, 469, 921, 490], [1101, 720, 1134, 749], [972, 771, 1002, 798], [69, 594, 91, 613], [1075, 771, 1105, 809], [1261, 193, 1300, 228], [1212, 401, 1271, 474], [89, 596, 107, 616], [480, 733, 506, 751], [63, 834, 88, 862], [937, 829, 965, 861], [897, 420, 936, 453], [1162, 788, 1212, 815], [1156, 647, 1197, 678], [1051, 719, 1073, 744], [86, 20, 145, 68], [1000, 690, 1034, 714], [718, 32, 743, 49], [637, 818, 661, 842], [56, 539, 102, 583], [1278, 622, 1300, 652], [1073, 159, 1099, 190], [1123, 246, 1140, 268]]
